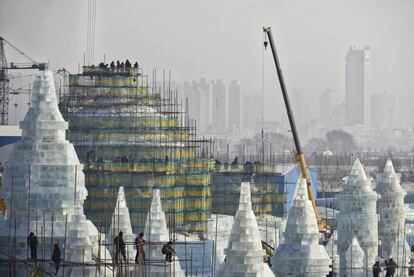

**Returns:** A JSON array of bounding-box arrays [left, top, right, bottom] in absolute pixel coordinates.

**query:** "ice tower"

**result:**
[[345, 236, 365, 277], [375, 159, 406, 258], [143, 189, 184, 277], [0, 71, 105, 276], [108, 186, 135, 261], [217, 182, 274, 277], [272, 178, 330, 276], [337, 158, 378, 277]]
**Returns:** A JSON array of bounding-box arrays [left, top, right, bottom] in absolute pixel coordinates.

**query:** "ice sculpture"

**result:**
[[0, 71, 106, 276], [65, 207, 96, 276], [390, 234, 410, 277], [272, 178, 330, 277], [375, 159, 406, 258], [337, 158, 378, 277], [108, 186, 135, 261], [142, 189, 184, 277], [345, 236, 365, 277], [217, 182, 274, 277]]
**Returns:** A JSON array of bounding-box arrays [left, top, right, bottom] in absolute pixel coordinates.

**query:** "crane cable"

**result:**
[[261, 31, 266, 163]]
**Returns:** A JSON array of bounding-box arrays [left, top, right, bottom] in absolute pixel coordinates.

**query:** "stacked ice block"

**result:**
[[272, 178, 330, 277], [375, 160, 407, 258], [337, 158, 378, 277], [0, 71, 106, 276], [345, 236, 365, 277], [217, 182, 274, 277], [143, 189, 184, 277], [107, 186, 135, 261]]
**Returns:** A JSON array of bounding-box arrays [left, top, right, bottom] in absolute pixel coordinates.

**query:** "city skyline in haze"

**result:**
[[1, 0, 413, 125]]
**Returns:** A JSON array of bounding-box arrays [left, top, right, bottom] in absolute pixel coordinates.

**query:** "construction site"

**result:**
[[1, 1, 414, 277]]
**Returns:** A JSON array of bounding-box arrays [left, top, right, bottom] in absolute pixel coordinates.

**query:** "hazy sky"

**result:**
[[1, 0, 413, 120]]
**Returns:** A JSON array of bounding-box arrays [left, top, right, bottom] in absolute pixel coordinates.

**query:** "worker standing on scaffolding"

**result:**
[[135, 232, 146, 264], [27, 232, 38, 260], [114, 231, 127, 264], [51, 244, 61, 275]]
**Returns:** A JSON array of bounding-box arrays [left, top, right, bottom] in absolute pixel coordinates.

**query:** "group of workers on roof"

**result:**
[[96, 59, 139, 69]]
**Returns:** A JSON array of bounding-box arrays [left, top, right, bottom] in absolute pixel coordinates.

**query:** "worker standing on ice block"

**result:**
[[27, 232, 38, 260], [114, 231, 127, 264]]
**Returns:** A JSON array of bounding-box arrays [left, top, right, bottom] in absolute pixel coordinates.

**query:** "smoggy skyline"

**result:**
[[1, 0, 413, 121]]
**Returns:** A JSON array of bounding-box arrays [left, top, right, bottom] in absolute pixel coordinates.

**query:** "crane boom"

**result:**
[[263, 27, 325, 231]]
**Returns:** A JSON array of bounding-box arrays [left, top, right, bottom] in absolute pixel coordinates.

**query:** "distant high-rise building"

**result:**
[[227, 80, 241, 133], [198, 78, 211, 130], [370, 91, 395, 130], [212, 79, 227, 134], [319, 89, 335, 128], [345, 46, 371, 126]]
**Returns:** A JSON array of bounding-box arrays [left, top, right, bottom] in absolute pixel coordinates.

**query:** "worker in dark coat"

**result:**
[[114, 231, 127, 264], [373, 261, 381, 277], [385, 258, 397, 277], [27, 232, 38, 260], [161, 241, 175, 262], [51, 244, 61, 275], [133, 62, 139, 68]]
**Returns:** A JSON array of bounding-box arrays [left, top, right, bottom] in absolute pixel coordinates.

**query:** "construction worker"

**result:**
[[27, 232, 38, 260], [116, 60, 120, 68], [161, 241, 175, 262], [110, 61, 115, 69], [133, 62, 139, 68], [135, 232, 146, 264], [373, 261, 381, 277], [51, 244, 61, 275], [114, 231, 127, 264], [385, 258, 397, 277], [125, 59, 131, 68]]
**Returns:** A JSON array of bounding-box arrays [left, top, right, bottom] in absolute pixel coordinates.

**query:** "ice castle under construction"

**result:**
[[60, 66, 214, 233]]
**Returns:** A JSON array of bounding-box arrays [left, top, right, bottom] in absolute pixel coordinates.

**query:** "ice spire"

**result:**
[[143, 189, 184, 277], [272, 178, 330, 276], [64, 207, 96, 276], [375, 159, 406, 258], [0, 71, 104, 277], [337, 158, 378, 277], [108, 186, 135, 261], [217, 182, 274, 277], [345, 237, 365, 277]]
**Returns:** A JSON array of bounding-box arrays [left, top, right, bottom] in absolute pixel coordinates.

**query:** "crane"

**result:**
[[0, 36, 47, 125], [262, 27, 326, 232]]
